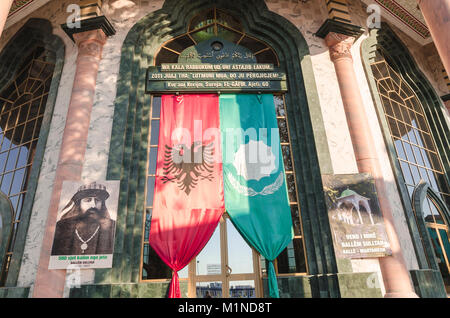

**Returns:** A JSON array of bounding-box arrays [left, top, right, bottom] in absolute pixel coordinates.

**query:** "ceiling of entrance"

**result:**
[[7, 0, 432, 44], [361, 0, 431, 44], [394, 0, 426, 25]]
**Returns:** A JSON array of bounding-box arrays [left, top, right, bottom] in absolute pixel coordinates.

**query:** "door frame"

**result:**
[[187, 213, 263, 298], [425, 219, 450, 293]]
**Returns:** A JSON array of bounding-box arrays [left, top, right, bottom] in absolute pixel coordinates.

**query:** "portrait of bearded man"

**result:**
[[51, 182, 116, 256]]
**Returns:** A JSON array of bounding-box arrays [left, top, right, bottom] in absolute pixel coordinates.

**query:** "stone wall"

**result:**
[[0, 0, 165, 295], [69, 281, 188, 298], [266, 0, 407, 296]]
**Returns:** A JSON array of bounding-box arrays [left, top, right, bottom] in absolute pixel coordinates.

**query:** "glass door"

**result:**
[[188, 213, 262, 298], [424, 197, 450, 295]]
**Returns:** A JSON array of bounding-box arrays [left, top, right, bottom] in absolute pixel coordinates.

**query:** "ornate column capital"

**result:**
[[73, 29, 107, 58], [324, 32, 355, 62]]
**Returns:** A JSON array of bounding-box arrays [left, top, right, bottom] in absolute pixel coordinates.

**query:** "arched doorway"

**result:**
[[141, 7, 305, 298], [104, 0, 338, 298]]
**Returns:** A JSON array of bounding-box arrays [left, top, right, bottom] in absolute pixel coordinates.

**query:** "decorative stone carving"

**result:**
[[324, 32, 355, 61], [73, 29, 107, 58]]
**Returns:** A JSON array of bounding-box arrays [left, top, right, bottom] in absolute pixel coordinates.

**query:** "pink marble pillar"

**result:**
[[0, 0, 14, 40], [325, 32, 418, 298], [33, 29, 107, 298], [418, 0, 450, 76]]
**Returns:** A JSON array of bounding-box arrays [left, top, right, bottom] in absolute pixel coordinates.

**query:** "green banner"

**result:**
[[219, 94, 294, 298]]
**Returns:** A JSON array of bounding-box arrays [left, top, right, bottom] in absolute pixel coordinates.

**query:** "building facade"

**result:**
[[0, 0, 448, 298]]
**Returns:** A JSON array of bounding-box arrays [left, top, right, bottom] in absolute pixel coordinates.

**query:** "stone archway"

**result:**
[[71, 0, 339, 298]]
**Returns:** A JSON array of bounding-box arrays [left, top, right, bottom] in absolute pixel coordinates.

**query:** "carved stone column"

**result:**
[[32, 29, 107, 298], [0, 0, 14, 39], [324, 32, 418, 298], [418, 0, 450, 77]]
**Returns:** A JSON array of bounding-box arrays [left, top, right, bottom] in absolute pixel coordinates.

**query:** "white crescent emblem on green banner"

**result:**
[[227, 171, 284, 197], [233, 140, 277, 181]]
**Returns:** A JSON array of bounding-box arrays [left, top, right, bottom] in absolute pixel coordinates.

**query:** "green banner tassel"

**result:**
[[268, 261, 279, 298]]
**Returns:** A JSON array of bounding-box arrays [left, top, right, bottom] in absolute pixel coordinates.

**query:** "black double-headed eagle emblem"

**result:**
[[161, 141, 215, 195]]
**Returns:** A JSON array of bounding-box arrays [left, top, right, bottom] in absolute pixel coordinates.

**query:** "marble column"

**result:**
[[325, 32, 418, 298], [0, 0, 14, 39], [418, 0, 450, 76], [32, 29, 107, 298]]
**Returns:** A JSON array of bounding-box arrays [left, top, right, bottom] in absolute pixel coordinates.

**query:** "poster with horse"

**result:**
[[322, 173, 391, 259]]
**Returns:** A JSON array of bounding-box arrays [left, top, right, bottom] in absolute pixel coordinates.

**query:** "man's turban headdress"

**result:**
[[59, 182, 110, 220], [71, 182, 109, 202]]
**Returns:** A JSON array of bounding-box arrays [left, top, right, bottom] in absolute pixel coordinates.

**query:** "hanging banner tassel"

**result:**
[[267, 261, 279, 298], [169, 270, 181, 298]]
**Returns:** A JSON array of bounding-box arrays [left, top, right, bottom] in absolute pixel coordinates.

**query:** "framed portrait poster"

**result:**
[[49, 180, 120, 269]]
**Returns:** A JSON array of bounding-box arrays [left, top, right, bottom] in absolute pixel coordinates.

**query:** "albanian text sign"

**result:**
[[146, 64, 287, 93]]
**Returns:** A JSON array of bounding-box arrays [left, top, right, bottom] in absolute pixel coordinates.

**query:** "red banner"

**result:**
[[149, 94, 225, 298]]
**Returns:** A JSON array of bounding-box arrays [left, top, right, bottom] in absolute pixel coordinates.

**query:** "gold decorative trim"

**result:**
[[374, 0, 430, 39], [8, 0, 35, 17]]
